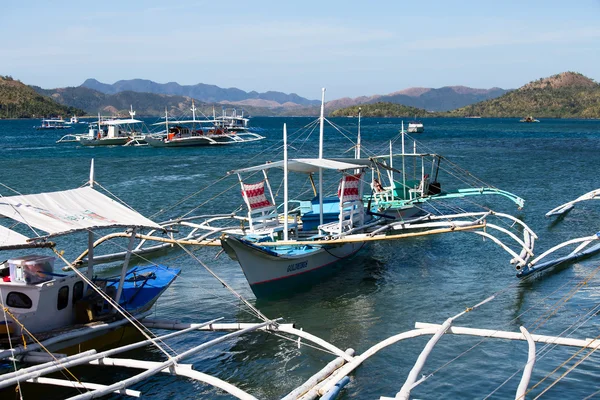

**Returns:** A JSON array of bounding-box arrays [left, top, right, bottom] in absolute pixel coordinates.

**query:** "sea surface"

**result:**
[[2, 117, 600, 399]]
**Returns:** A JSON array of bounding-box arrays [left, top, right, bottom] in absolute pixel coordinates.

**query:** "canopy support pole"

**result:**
[[115, 228, 137, 306]]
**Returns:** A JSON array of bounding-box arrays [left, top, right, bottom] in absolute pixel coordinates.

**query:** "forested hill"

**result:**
[[448, 72, 600, 118], [329, 102, 433, 117], [0, 76, 84, 118]]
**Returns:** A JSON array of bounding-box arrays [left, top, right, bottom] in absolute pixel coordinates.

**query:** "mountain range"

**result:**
[[326, 86, 509, 112], [81, 78, 320, 108], [331, 72, 600, 118]]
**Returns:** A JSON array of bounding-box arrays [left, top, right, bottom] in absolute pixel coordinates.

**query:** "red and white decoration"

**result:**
[[338, 174, 362, 203], [242, 181, 272, 210]]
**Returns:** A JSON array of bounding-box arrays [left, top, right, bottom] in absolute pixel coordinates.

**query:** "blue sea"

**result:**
[[2, 117, 600, 399]]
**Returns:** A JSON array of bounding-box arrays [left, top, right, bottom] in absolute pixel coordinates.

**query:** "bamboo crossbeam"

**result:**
[[27, 376, 141, 397]]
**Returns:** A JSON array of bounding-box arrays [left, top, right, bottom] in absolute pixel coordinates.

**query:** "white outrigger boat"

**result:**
[[57, 107, 147, 146], [217, 90, 536, 297], [35, 118, 71, 130], [518, 188, 600, 277], [145, 103, 264, 147]]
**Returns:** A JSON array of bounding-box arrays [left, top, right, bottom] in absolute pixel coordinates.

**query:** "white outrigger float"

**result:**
[[518, 188, 600, 277], [145, 103, 264, 147]]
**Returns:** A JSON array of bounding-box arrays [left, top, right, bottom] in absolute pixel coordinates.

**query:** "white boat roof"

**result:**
[[152, 120, 218, 126], [0, 187, 162, 238], [98, 118, 142, 125], [0, 225, 30, 248], [230, 158, 369, 174]]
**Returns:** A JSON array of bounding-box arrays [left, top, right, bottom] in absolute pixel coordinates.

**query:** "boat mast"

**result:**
[[355, 107, 361, 159], [401, 121, 406, 198], [318, 88, 326, 226], [165, 108, 169, 135], [129, 105, 135, 119], [283, 123, 289, 241]]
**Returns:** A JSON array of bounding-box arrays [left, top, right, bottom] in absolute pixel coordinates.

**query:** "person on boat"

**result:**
[[373, 179, 384, 193]]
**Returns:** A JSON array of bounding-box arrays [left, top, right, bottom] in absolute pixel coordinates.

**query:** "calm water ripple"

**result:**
[[1, 117, 600, 399]]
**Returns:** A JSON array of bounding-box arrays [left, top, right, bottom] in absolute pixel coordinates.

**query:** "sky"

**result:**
[[2, 0, 600, 100]]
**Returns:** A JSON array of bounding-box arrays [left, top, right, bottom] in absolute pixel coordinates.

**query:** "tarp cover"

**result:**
[[0, 225, 30, 248], [0, 187, 162, 237], [231, 158, 369, 174]]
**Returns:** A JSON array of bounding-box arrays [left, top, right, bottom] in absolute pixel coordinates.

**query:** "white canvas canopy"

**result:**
[[0, 225, 30, 248], [0, 187, 162, 238], [230, 158, 370, 175], [152, 120, 218, 126], [98, 118, 142, 125]]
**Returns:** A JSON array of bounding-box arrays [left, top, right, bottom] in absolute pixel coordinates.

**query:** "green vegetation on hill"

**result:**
[[449, 72, 600, 118], [329, 102, 433, 117], [0, 75, 85, 119]]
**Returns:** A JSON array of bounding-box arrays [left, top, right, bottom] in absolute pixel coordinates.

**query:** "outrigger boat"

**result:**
[[145, 102, 264, 147], [34, 118, 71, 130], [214, 107, 251, 132], [58, 107, 147, 146], [217, 90, 536, 297], [0, 166, 179, 359], [518, 188, 600, 277]]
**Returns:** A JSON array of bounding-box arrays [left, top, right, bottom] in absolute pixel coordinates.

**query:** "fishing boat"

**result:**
[[0, 167, 179, 357], [34, 118, 71, 130], [145, 103, 264, 147], [217, 90, 535, 298], [214, 107, 250, 132], [79, 107, 146, 146], [407, 120, 424, 133], [520, 116, 540, 123]]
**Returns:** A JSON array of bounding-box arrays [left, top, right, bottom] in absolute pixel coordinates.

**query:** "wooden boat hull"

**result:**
[[222, 236, 364, 297]]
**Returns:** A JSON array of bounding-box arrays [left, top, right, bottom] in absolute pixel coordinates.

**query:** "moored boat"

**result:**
[[34, 118, 71, 130]]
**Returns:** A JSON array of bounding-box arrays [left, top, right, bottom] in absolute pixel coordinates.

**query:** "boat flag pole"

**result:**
[[319, 88, 326, 226], [283, 123, 289, 241]]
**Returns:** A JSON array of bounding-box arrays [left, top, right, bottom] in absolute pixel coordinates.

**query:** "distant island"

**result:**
[[1, 72, 599, 119], [332, 72, 600, 119]]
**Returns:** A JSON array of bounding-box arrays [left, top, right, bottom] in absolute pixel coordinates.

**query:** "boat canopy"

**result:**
[[0, 187, 162, 238], [151, 120, 219, 126], [97, 118, 142, 125], [230, 158, 371, 175], [0, 225, 30, 248]]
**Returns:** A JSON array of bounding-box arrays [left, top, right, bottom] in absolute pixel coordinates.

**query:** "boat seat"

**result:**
[[319, 173, 365, 236], [241, 180, 297, 239]]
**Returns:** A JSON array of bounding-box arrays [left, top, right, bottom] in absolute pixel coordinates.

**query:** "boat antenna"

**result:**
[[318, 87, 326, 226], [129, 105, 136, 119], [283, 123, 289, 241], [89, 159, 95, 188]]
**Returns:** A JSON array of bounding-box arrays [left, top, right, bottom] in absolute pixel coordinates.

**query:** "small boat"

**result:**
[[407, 120, 424, 133], [214, 107, 250, 132], [34, 117, 72, 130], [146, 103, 264, 147], [519, 116, 540, 123], [79, 106, 147, 146], [0, 167, 179, 356]]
